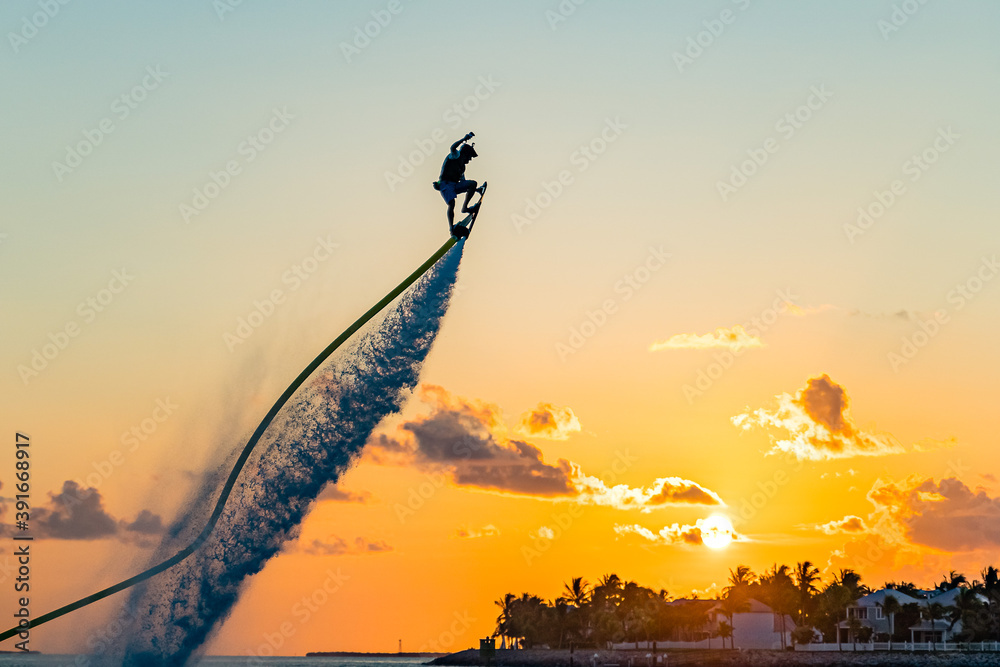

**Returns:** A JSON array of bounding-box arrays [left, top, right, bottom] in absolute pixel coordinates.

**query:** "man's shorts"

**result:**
[[437, 179, 476, 204]]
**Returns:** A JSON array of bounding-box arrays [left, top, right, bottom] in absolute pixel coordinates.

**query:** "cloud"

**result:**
[[517, 402, 581, 440], [814, 515, 868, 535], [574, 475, 724, 510], [534, 526, 556, 540], [732, 374, 905, 460], [454, 524, 500, 539], [24, 481, 166, 542], [614, 517, 744, 547], [868, 476, 1000, 552], [817, 476, 1000, 584], [367, 385, 725, 510], [122, 509, 165, 535], [650, 326, 763, 352], [316, 484, 373, 504], [302, 536, 394, 556]]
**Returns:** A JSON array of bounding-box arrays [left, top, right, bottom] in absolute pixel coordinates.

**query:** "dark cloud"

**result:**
[[870, 477, 1000, 551], [368, 385, 724, 508], [302, 536, 393, 556], [123, 509, 165, 535], [25, 481, 165, 542], [34, 481, 119, 539], [316, 484, 373, 504], [369, 387, 578, 497]]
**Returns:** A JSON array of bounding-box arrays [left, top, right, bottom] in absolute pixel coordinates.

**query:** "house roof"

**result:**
[[852, 588, 922, 607]]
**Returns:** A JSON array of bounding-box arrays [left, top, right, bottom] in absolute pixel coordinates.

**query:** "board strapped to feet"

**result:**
[[451, 182, 488, 239]]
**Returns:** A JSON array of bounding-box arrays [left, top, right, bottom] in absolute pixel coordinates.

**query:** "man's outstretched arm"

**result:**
[[450, 132, 474, 153]]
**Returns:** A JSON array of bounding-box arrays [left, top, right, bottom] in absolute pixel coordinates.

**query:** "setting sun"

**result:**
[[700, 515, 735, 550]]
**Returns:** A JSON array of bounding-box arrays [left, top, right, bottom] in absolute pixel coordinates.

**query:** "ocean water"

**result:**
[[0, 657, 433, 667]]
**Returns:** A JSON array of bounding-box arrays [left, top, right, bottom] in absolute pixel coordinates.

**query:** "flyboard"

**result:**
[[450, 181, 488, 239]]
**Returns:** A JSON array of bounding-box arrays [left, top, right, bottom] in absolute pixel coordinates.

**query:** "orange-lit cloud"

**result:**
[[574, 474, 724, 509], [819, 476, 1000, 583], [732, 374, 904, 460], [368, 385, 724, 509], [454, 524, 500, 539], [868, 476, 1000, 552], [516, 402, 581, 440], [614, 517, 744, 547], [650, 325, 763, 351], [814, 515, 868, 535]]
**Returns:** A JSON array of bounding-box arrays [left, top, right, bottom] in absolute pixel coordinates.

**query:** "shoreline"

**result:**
[[429, 648, 1000, 667]]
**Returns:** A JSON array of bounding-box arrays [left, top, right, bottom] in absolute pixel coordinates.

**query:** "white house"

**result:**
[[839, 587, 979, 644], [615, 598, 795, 651]]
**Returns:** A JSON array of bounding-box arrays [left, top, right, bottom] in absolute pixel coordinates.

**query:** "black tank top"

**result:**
[[439, 154, 465, 182]]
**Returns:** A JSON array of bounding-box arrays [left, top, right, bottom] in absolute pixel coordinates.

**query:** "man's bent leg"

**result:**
[[447, 200, 456, 227], [460, 180, 479, 213]]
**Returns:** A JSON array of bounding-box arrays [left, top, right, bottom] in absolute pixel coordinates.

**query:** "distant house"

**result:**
[[709, 598, 796, 650], [839, 587, 978, 644], [614, 598, 795, 651]]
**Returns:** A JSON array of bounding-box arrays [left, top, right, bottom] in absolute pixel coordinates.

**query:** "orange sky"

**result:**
[[2, 0, 999, 658]]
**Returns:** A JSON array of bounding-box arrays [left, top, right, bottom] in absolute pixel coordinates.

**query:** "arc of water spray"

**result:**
[[0, 232, 467, 644]]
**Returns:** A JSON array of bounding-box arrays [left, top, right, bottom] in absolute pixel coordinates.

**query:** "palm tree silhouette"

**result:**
[[494, 593, 516, 649], [880, 594, 901, 650], [793, 561, 821, 626]]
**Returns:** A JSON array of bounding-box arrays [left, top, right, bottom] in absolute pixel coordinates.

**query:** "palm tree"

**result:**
[[923, 601, 948, 650], [559, 577, 592, 607], [719, 568, 754, 650], [495, 593, 516, 648], [717, 620, 733, 648], [793, 561, 821, 626], [847, 617, 862, 651], [939, 570, 967, 591], [880, 594, 901, 649], [949, 588, 983, 642], [757, 564, 796, 649]]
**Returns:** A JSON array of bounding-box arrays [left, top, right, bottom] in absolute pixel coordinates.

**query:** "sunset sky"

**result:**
[[2, 0, 999, 658]]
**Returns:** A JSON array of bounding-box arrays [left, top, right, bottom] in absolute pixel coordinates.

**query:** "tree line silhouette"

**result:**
[[492, 565, 1000, 650]]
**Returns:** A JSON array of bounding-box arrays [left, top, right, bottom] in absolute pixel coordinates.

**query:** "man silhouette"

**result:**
[[434, 132, 486, 232]]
